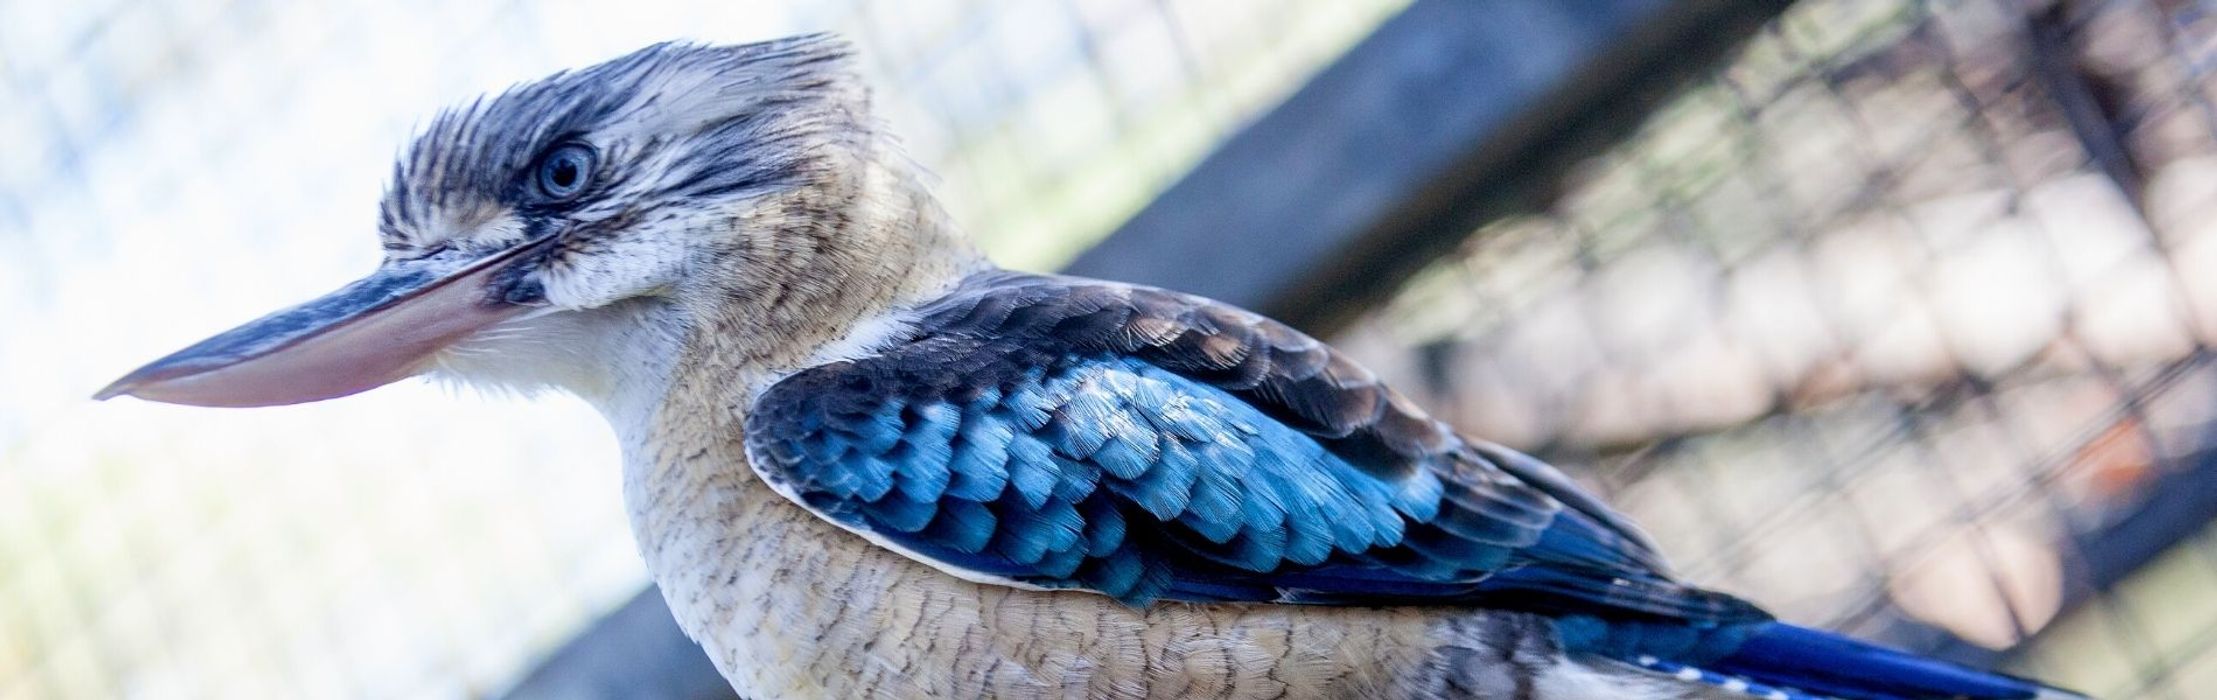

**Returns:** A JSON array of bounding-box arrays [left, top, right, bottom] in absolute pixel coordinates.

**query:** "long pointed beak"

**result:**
[[96, 237, 556, 407]]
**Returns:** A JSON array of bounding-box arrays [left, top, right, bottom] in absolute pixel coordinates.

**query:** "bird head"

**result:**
[[98, 36, 975, 409]]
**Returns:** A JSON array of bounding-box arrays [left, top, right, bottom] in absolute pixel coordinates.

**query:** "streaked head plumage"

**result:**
[[378, 35, 874, 312]]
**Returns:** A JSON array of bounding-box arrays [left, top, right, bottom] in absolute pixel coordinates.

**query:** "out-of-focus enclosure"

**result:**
[[1349, 3, 2217, 698], [6, 0, 2217, 698]]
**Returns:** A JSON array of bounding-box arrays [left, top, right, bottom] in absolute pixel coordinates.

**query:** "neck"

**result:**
[[657, 145, 988, 428], [599, 154, 987, 655]]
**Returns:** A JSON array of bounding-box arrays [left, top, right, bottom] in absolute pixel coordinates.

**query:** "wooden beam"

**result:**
[[498, 586, 736, 699], [1065, 0, 1790, 335]]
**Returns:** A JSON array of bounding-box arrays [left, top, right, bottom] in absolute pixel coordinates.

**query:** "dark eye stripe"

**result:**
[[390, 242, 452, 262]]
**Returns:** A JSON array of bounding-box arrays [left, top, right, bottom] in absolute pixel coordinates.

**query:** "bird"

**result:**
[[98, 36, 2089, 700]]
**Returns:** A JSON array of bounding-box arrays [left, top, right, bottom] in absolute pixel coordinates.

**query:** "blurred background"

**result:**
[[6, 0, 2217, 698]]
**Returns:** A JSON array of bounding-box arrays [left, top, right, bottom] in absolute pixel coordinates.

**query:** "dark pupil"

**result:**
[[549, 159, 579, 188]]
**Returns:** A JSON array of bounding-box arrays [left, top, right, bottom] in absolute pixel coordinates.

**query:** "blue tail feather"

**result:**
[[1703, 623, 2083, 700]]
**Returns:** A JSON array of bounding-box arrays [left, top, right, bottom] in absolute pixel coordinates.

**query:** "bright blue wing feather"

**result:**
[[744, 273, 1764, 626]]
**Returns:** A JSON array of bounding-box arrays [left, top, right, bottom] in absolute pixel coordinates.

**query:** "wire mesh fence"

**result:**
[[1338, 1, 2217, 697], [0, 1, 1399, 698]]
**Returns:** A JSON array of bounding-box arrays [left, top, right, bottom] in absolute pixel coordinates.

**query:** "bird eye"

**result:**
[[532, 144, 596, 201]]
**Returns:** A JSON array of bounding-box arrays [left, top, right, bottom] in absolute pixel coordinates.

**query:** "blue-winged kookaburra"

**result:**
[[99, 36, 2088, 700]]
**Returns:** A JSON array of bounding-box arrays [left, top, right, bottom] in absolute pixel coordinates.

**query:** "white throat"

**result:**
[[430, 297, 691, 435]]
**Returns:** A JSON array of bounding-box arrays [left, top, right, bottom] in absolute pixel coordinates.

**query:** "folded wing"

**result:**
[[745, 272, 1764, 625]]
